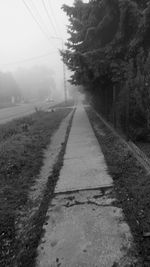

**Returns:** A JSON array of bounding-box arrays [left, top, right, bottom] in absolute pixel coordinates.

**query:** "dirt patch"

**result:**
[[15, 110, 75, 246], [15, 109, 75, 267], [29, 110, 74, 206], [86, 106, 150, 266]]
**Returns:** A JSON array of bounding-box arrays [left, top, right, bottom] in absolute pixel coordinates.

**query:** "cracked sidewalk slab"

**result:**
[[36, 189, 137, 267]]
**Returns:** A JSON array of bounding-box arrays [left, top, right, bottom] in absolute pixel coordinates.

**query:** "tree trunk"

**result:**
[[125, 82, 130, 140], [113, 86, 117, 128]]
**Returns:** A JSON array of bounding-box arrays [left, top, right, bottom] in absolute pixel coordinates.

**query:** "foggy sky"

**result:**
[[0, 0, 88, 96], [0, 1, 73, 70]]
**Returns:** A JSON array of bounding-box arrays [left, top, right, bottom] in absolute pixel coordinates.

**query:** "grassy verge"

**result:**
[[0, 107, 73, 267], [16, 108, 75, 267], [86, 107, 150, 266], [53, 99, 75, 108], [0, 103, 16, 109]]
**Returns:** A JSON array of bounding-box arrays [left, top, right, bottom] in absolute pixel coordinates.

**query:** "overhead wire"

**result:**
[[47, 0, 62, 38], [22, 0, 56, 48], [29, 0, 54, 38], [22, 0, 64, 60], [0, 51, 59, 66], [41, 0, 58, 37]]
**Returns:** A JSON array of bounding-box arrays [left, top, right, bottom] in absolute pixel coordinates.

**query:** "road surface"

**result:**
[[0, 100, 56, 124]]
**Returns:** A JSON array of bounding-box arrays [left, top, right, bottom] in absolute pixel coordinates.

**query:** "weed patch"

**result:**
[[15, 108, 75, 267], [86, 107, 150, 266], [0, 108, 72, 266]]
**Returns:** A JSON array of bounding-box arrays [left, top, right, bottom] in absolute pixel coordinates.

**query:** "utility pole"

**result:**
[[63, 62, 67, 103], [50, 36, 67, 103], [62, 40, 67, 103], [125, 60, 133, 141], [125, 81, 130, 141], [113, 85, 117, 128]]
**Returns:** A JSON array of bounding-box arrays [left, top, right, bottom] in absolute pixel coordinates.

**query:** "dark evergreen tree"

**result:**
[[62, 0, 150, 139]]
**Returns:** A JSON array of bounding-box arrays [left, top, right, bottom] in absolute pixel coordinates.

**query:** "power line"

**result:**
[[22, 0, 55, 46], [41, 0, 58, 36], [29, 0, 54, 38], [22, 0, 67, 102], [47, 0, 62, 37], [0, 51, 58, 66]]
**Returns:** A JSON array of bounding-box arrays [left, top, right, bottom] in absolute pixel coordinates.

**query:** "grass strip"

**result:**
[[86, 107, 150, 266], [0, 107, 73, 267], [53, 99, 75, 108], [15, 108, 76, 267]]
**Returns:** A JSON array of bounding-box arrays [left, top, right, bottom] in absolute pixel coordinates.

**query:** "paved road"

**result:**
[[0, 101, 55, 124]]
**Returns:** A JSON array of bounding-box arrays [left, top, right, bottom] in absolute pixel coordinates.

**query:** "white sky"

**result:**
[[0, 0, 76, 72], [0, 0, 88, 95]]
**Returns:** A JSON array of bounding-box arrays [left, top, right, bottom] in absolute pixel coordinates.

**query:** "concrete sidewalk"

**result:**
[[36, 102, 136, 267], [55, 103, 113, 193]]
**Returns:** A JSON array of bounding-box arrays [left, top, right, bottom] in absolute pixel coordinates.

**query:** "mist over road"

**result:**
[[0, 100, 55, 124]]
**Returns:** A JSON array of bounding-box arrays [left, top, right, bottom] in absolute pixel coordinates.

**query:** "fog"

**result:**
[[0, 0, 84, 104], [14, 65, 58, 102]]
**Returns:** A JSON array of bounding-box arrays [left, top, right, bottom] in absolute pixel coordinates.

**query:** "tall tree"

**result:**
[[62, 0, 150, 139]]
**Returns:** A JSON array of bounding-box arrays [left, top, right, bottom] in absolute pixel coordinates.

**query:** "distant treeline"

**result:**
[[0, 72, 21, 105], [62, 0, 150, 140], [0, 66, 56, 107], [15, 65, 56, 102]]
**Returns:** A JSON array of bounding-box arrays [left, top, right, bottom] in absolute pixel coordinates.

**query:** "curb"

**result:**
[[92, 107, 150, 175]]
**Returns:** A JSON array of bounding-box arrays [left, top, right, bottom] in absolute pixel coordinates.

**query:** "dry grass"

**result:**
[[0, 108, 72, 267], [87, 107, 150, 266]]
